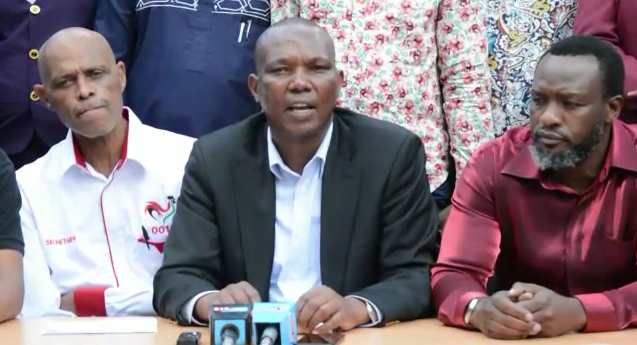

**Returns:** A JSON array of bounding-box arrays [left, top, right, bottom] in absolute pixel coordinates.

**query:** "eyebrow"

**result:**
[[266, 57, 331, 66], [50, 65, 109, 82], [531, 89, 585, 97]]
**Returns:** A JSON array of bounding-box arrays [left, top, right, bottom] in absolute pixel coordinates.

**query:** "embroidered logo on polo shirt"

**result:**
[[146, 195, 177, 225], [137, 196, 177, 253]]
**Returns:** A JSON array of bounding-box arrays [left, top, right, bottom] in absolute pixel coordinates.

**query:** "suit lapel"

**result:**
[[233, 125, 276, 301], [320, 117, 361, 293]]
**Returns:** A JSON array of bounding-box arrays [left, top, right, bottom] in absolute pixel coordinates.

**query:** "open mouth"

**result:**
[[287, 103, 316, 112]]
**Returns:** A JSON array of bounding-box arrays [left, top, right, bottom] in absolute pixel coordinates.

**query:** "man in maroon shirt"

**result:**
[[574, 0, 637, 123], [431, 35, 637, 340]]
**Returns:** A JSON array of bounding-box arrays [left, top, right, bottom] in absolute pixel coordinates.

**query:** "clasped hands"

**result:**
[[468, 282, 588, 340], [195, 282, 370, 334]]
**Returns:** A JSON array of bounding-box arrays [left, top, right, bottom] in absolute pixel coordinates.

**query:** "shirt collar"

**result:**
[[267, 121, 334, 179], [501, 120, 637, 179], [61, 107, 147, 174]]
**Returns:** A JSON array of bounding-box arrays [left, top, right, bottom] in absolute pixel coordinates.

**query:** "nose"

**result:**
[[539, 102, 563, 128], [76, 75, 95, 101], [288, 69, 312, 93]]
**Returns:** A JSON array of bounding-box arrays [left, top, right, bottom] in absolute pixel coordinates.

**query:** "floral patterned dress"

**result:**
[[487, 0, 578, 136], [271, 0, 493, 191]]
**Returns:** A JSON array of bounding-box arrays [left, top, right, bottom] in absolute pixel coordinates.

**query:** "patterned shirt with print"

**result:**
[[487, 0, 578, 136], [271, 0, 494, 191]]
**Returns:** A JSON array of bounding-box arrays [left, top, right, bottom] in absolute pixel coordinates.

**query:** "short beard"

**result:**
[[529, 120, 604, 171]]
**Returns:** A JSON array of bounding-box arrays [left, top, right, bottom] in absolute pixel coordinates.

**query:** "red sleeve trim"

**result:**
[[73, 287, 108, 316]]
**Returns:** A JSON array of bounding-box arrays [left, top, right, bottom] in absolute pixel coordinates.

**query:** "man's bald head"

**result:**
[[32, 27, 127, 140], [254, 18, 336, 73], [38, 27, 116, 85]]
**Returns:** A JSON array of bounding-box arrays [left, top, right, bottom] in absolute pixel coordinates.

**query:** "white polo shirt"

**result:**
[[17, 107, 195, 318]]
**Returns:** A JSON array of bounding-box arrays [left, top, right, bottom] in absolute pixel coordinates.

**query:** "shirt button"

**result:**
[[30, 5, 40, 15], [30, 91, 40, 101], [29, 49, 39, 60]]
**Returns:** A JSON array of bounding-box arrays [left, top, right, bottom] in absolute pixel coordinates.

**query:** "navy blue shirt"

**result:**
[[95, 0, 268, 138], [0, 0, 97, 154]]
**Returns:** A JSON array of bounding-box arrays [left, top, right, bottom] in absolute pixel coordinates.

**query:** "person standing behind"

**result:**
[[0, 0, 98, 169], [271, 0, 493, 223], [488, 0, 578, 135], [94, 0, 270, 138], [573, 0, 637, 124]]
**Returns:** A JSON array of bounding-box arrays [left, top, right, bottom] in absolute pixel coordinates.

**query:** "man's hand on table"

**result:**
[[468, 291, 540, 340], [193, 283, 368, 333], [194, 281, 261, 321], [296, 286, 369, 334], [60, 292, 76, 314], [509, 282, 587, 337]]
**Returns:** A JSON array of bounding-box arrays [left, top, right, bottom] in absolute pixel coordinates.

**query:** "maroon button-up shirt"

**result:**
[[431, 120, 637, 333], [574, 0, 637, 123]]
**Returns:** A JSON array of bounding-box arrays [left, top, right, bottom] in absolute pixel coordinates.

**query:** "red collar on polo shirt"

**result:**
[[72, 108, 130, 170]]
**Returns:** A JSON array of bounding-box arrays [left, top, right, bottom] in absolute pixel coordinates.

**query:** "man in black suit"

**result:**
[[153, 18, 438, 333]]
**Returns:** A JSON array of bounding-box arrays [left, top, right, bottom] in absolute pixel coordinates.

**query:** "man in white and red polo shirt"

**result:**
[[16, 27, 194, 318]]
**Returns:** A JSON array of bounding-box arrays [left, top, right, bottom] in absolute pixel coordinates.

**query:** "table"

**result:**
[[0, 317, 634, 345]]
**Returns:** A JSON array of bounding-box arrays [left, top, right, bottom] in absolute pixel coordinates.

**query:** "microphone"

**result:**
[[221, 325, 239, 345], [259, 327, 278, 345], [251, 302, 298, 345], [210, 304, 252, 345]]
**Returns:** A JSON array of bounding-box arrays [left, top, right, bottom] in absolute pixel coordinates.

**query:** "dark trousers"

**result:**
[[432, 175, 453, 211], [8, 134, 49, 170], [432, 163, 456, 212]]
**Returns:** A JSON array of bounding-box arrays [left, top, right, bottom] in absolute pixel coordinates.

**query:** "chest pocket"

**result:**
[[182, 0, 269, 72]]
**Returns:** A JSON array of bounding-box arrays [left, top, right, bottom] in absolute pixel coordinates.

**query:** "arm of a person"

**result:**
[[430, 143, 500, 328], [436, 0, 494, 177], [18, 185, 74, 318], [349, 134, 439, 325], [152, 140, 224, 325], [71, 284, 155, 316], [271, 0, 301, 23], [18, 174, 154, 317], [0, 153, 24, 323], [573, 0, 637, 95], [94, 0, 136, 70], [573, 249, 637, 332]]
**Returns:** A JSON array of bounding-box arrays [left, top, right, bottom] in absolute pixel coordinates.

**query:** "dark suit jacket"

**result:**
[[153, 107, 439, 325]]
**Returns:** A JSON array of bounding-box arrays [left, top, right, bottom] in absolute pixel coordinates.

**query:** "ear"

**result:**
[[337, 69, 344, 88], [33, 84, 48, 105], [248, 73, 260, 103], [116, 61, 127, 91], [606, 95, 624, 123]]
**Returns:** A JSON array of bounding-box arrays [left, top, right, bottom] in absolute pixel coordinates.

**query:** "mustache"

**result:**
[[532, 127, 568, 140], [74, 102, 106, 116]]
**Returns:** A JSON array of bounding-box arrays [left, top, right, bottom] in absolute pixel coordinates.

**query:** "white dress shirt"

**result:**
[[18, 107, 195, 318], [183, 122, 382, 326]]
